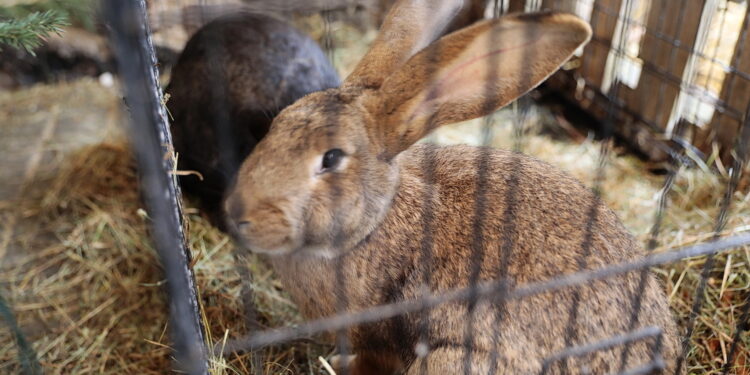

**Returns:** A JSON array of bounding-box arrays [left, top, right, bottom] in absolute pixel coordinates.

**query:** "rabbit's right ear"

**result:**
[[364, 12, 591, 159], [344, 0, 478, 90]]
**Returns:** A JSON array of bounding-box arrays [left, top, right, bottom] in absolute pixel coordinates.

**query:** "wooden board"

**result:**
[[704, 12, 750, 161], [619, 0, 704, 129], [541, 0, 576, 12], [507, 0, 527, 12], [580, 0, 622, 88]]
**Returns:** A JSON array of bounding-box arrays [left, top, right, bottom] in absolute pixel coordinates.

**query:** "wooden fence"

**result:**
[[520, 0, 750, 165]]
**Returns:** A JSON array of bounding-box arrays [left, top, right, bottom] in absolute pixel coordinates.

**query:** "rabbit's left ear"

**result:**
[[364, 12, 591, 159]]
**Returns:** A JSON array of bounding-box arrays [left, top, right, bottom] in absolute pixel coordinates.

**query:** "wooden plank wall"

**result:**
[[704, 12, 750, 161], [509, 0, 750, 164], [507, 0, 527, 12], [618, 0, 704, 130], [537, 0, 623, 89]]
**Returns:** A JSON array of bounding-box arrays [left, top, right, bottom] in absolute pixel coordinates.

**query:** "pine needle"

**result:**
[[0, 10, 67, 55]]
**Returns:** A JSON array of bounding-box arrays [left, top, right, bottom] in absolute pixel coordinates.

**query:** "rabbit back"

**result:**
[[398, 144, 680, 374]]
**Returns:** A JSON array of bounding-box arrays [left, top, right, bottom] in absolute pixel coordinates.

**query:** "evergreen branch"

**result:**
[[0, 0, 94, 30], [0, 9, 68, 54]]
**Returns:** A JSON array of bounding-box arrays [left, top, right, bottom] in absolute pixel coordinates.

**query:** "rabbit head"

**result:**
[[225, 1, 592, 257], [225, 92, 399, 256]]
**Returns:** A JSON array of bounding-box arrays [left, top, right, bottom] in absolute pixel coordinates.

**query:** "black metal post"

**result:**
[[101, 1, 209, 373]]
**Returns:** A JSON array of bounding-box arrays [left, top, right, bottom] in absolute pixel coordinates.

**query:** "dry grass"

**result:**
[[0, 144, 172, 374], [0, 144, 330, 374]]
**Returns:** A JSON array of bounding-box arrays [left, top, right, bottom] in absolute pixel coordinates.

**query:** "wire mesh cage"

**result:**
[[1, 0, 749, 374]]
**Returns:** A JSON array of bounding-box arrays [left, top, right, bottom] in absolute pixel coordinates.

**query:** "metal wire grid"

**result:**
[[548, 0, 750, 161], [98, 0, 750, 374]]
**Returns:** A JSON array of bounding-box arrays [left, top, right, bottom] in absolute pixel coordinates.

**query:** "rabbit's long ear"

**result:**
[[366, 12, 591, 159], [344, 0, 480, 90]]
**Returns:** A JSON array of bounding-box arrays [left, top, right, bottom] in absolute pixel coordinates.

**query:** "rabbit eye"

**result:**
[[321, 148, 344, 171]]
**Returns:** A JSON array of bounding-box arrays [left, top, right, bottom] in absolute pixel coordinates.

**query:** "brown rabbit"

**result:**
[[166, 13, 340, 225], [224, 1, 682, 373]]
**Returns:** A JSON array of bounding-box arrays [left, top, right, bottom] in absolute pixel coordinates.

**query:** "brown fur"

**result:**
[[348, 0, 491, 90], [224, 3, 682, 374]]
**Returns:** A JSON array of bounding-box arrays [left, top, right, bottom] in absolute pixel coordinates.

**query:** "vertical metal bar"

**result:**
[[333, 259, 351, 375], [675, 96, 750, 374], [486, 4, 530, 372], [709, 7, 750, 152], [101, 1, 209, 374], [651, 0, 698, 129], [713, 13, 750, 375], [461, 5, 506, 371], [656, 0, 712, 374], [460, 124, 495, 375], [636, 0, 669, 131], [619, 106, 693, 375], [318, 10, 353, 375], [721, 290, 750, 375], [494, 0, 504, 15], [0, 293, 41, 375], [621, 2, 728, 369], [233, 252, 263, 375], [559, 0, 633, 372], [323, 9, 336, 64], [416, 9, 446, 375], [416, 144, 438, 375], [617, 120, 683, 371]]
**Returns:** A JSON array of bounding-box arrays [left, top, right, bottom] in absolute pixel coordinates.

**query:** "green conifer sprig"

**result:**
[[0, 9, 68, 55]]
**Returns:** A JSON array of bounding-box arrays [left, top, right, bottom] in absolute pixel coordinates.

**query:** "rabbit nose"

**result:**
[[237, 220, 252, 233], [225, 195, 247, 228]]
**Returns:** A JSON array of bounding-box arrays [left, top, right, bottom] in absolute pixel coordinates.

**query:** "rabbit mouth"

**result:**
[[233, 232, 297, 256], [226, 219, 298, 256], [242, 241, 337, 259], [245, 244, 296, 256], [245, 229, 298, 254]]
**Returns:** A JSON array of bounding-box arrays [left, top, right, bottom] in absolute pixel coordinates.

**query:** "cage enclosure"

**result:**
[[0, 0, 749, 374]]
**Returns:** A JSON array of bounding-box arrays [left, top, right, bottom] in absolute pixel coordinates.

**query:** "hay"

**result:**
[[0, 144, 330, 374]]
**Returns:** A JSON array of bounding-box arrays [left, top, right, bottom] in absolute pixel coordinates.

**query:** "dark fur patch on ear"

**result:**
[[377, 151, 391, 162]]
